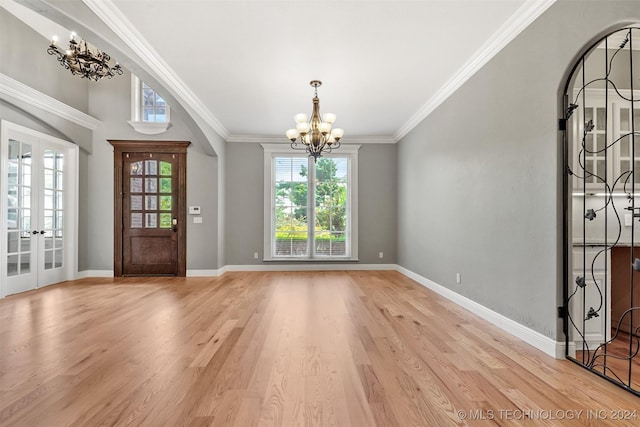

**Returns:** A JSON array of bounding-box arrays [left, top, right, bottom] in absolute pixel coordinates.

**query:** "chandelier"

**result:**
[[47, 33, 123, 81], [286, 80, 344, 161]]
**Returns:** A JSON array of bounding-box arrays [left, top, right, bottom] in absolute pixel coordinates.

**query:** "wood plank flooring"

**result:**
[[1, 271, 639, 426]]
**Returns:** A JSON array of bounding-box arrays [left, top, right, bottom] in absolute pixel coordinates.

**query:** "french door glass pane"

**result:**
[[6, 140, 35, 277], [55, 250, 63, 268], [20, 254, 30, 273], [7, 254, 18, 276], [42, 149, 64, 271], [44, 250, 53, 269], [8, 161, 18, 185], [7, 232, 18, 253]]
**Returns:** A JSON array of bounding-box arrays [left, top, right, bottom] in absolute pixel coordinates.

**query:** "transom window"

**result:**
[[263, 144, 359, 261], [128, 75, 171, 134], [140, 82, 168, 123]]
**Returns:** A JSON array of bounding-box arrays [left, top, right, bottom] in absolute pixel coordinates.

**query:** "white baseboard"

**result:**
[[187, 269, 226, 277], [78, 269, 228, 277], [76, 270, 113, 278], [224, 263, 397, 272], [395, 265, 564, 359]]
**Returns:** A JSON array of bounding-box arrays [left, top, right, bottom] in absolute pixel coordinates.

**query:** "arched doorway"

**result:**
[[562, 26, 639, 396]]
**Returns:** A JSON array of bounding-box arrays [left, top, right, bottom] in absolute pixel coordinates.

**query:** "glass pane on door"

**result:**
[[42, 149, 63, 271], [6, 139, 33, 277], [127, 156, 173, 230]]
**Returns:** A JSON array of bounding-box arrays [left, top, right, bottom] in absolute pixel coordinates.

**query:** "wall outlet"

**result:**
[[378, 252, 384, 259], [253, 252, 259, 259], [193, 217, 202, 224], [456, 273, 461, 284]]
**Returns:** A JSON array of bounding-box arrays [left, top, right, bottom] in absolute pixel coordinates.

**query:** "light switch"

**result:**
[[193, 216, 203, 224]]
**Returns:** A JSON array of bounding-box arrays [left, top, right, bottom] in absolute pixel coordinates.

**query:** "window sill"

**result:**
[[263, 258, 360, 263], [128, 121, 171, 135]]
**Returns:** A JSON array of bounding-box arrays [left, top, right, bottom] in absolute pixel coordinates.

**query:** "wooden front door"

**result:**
[[110, 141, 189, 276]]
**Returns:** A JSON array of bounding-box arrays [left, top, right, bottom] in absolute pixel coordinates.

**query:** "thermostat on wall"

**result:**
[[188, 206, 201, 215]]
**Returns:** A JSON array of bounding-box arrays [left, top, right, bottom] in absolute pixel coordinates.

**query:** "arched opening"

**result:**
[[562, 26, 639, 396]]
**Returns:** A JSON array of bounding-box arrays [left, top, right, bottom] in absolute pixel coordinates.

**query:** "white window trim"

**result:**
[[128, 75, 171, 135], [262, 143, 360, 262]]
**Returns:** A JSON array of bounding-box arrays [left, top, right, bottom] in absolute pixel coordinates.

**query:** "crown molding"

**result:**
[[83, 0, 230, 141], [227, 134, 396, 144], [394, 0, 556, 141], [0, 73, 101, 130]]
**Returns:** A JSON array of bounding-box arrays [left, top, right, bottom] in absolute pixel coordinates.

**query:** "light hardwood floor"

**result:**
[[1, 271, 638, 426]]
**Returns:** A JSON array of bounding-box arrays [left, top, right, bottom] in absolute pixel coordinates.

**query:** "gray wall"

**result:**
[[0, 8, 92, 150], [0, 8, 88, 112], [397, 0, 640, 340], [225, 142, 397, 265]]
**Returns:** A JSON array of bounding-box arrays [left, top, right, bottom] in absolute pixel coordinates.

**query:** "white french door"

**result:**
[[1, 121, 78, 297]]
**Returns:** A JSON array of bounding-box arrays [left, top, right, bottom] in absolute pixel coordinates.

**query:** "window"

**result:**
[[263, 144, 359, 260], [128, 75, 171, 134]]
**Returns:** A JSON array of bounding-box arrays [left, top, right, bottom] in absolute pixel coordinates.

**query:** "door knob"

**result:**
[[40, 230, 45, 235], [172, 217, 177, 232], [32, 230, 38, 235]]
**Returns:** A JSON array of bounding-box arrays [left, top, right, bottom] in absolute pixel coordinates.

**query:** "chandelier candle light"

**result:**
[[286, 80, 344, 161], [47, 33, 123, 81]]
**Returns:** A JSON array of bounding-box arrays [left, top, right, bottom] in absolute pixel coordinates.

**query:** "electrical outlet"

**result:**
[[456, 273, 461, 284], [378, 252, 384, 259], [253, 252, 259, 259]]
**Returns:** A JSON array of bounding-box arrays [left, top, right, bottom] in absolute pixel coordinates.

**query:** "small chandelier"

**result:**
[[286, 80, 344, 162], [47, 33, 123, 81]]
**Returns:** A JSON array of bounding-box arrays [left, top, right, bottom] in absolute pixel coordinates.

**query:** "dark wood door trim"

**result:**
[[109, 140, 190, 277]]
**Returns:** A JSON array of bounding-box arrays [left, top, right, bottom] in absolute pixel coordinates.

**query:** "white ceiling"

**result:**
[[7, 0, 556, 142]]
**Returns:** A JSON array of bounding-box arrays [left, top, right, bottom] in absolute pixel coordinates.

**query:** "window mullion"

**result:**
[[308, 156, 315, 258]]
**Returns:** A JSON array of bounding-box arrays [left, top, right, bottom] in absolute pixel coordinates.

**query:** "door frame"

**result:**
[[109, 140, 189, 277], [0, 120, 79, 297]]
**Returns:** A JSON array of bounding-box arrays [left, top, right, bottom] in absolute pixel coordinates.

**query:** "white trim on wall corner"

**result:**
[[394, 265, 563, 359], [393, 0, 556, 141], [0, 73, 102, 130]]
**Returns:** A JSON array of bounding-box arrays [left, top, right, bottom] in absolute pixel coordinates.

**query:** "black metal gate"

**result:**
[[562, 26, 639, 396]]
